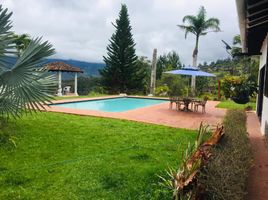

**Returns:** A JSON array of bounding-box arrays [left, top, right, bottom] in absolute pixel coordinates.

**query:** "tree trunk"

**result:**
[[192, 35, 199, 67], [191, 35, 199, 94], [150, 49, 157, 95]]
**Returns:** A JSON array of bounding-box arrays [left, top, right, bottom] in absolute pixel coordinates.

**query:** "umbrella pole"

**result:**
[[190, 75, 196, 96]]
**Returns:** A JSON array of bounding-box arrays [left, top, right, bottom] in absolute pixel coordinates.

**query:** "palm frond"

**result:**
[[0, 5, 56, 118], [177, 25, 196, 38], [197, 6, 206, 22], [203, 18, 221, 32], [182, 15, 196, 25]]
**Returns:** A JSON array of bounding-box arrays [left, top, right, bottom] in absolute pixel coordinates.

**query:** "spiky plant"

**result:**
[[0, 5, 56, 118]]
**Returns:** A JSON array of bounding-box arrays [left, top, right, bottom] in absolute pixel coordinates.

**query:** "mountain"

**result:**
[[45, 58, 105, 77], [3, 56, 105, 77]]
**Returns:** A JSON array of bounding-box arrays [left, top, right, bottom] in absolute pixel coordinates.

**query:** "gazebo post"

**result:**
[[74, 72, 78, 96], [45, 62, 83, 97], [57, 71, 62, 96]]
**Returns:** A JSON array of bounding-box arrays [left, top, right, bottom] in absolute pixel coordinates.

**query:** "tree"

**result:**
[[156, 50, 182, 80], [178, 6, 220, 67], [136, 56, 151, 94], [100, 4, 143, 94], [0, 6, 56, 118], [13, 33, 31, 56]]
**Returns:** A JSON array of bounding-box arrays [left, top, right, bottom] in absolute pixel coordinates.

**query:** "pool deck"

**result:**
[[45, 96, 226, 130]]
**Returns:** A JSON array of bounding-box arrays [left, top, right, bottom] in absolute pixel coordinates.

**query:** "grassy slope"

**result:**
[[216, 100, 256, 110], [0, 112, 196, 200]]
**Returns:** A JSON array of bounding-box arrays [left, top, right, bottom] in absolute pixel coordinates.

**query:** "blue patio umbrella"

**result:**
[[165, 66, 216, 91]]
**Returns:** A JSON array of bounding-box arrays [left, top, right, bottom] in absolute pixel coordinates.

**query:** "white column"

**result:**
[[57, 71, 62, 96], [74, 72, 78, 96]]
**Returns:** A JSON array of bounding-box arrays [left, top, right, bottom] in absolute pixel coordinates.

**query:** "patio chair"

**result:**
[[169, 97, 183, 111], [169, 97, 177, 109], [194, 97, 208, 113]]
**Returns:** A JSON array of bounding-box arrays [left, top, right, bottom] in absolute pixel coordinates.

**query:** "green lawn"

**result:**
[[216, 100, 256, 110], [0, 112, 196, 200]]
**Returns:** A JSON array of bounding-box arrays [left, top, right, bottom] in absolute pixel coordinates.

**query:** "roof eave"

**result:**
[[236, 0, 247, 53]]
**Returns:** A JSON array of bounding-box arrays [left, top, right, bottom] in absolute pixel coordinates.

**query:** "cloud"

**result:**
[[2, 0, 239, 65]]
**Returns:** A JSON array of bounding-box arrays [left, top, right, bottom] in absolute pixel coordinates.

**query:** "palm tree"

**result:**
[[0, 5, 56, 118], [13, 33, 31, 56], [178, 6, 220, 67]]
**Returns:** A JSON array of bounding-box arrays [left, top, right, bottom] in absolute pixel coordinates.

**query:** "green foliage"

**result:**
[[12, 33, 31, 56], [157, 74, 188, 97], [100, 4, 145, 94], [63, 76, 102, 95], [156, 51, 182, 80], [155, 85, 170, 97], [0, 5, 56, 118], [222, 75, 258, 104], [136, 56, 151, 94], [0, 112, 196, 199], [199, 110, 252, 200]]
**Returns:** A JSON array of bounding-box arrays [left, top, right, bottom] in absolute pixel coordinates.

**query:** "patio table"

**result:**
[[181, 98, 192, 111]]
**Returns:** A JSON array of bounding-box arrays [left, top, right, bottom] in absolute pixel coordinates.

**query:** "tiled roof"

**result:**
[[44, 61, 83, 73]]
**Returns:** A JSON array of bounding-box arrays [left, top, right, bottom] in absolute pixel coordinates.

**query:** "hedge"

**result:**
[[199, 110, 252, 200]]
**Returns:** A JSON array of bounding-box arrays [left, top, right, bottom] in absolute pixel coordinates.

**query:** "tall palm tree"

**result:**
[[0, 5, 56, 118], [13, 33, 31, 56], [178, 6, 220, 67]]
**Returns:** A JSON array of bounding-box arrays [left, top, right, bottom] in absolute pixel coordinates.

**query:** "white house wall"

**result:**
[[259, 34, 268, 135]]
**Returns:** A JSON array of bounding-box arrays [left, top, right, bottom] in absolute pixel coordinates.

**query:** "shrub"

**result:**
[[199, 110, 252, 200], [221, 75, 257, 104], [155, 85, 170, 96]]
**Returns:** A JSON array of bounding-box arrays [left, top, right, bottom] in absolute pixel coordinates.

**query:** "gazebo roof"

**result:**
[[44, 61, 83, 73]]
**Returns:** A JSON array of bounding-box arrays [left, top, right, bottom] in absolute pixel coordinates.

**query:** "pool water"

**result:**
[[53, 97, 167, 112]]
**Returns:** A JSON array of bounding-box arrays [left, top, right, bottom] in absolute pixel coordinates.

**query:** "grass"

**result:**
[[0, 112, 196, 200], [216, 100, 256, 110]]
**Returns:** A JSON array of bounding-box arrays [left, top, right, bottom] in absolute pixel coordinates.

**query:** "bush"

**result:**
[[155, 85, 170, 96], [199, 110, 252, 200], [221, 75, 257, 104]]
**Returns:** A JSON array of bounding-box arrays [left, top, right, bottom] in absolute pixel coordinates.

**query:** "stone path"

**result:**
[[247, 112, 268, 200]]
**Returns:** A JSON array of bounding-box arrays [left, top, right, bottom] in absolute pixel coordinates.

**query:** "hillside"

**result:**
[[4, 56, 105, 77]]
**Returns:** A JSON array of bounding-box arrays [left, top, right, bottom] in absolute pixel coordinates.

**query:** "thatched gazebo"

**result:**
[[44, 61, 83, 96]]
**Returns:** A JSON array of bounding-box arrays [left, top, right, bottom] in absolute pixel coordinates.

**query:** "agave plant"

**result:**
[[0, 5, 56, 118]]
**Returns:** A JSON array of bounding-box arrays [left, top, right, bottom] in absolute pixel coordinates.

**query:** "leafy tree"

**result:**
[[136, 56, 151, 94], [13, 33, 31, 56], [100, 4, 144, 94], [156, 50, 182, 80], [0, 6, 56, 118], [178, 6, 220, 67]]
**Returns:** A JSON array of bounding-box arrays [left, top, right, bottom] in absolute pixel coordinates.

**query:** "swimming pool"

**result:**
[[53, 97, 167, 112]]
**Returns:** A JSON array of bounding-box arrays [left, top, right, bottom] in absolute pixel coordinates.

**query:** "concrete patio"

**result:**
[[46, 96, 226, 130]]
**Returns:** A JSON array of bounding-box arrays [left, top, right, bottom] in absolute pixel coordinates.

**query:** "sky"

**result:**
[[2, 0, 239, 65]]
